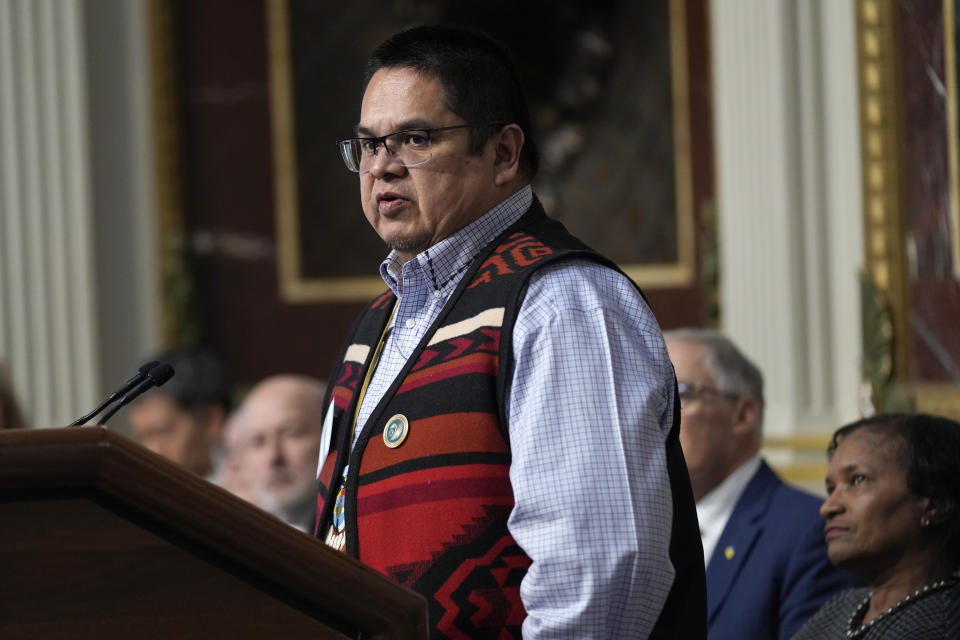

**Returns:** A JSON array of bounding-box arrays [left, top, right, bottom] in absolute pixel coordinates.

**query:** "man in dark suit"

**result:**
[[665, 329, 855, 640]]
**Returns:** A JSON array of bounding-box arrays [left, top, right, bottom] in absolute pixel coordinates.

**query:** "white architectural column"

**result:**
[[820, 0, 866, 429], [0, 0, 158, 429], [83, 0, 161, 412], [711, 0, 864, 437], [0, 0, 100, 427]]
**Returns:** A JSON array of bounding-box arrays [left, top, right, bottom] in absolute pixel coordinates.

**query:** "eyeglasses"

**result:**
[[677, 382, 740, 407], [336, 121, 505, 173]]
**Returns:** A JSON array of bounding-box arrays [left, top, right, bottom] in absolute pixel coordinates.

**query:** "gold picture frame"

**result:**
[[946, 0, 960, 279], [266, 0, 386, 303]]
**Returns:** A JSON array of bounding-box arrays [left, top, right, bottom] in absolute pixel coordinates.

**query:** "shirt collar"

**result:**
[[379, 185, 533, 296], [697, 455, 762, 515], [696, 455, 762, 565]]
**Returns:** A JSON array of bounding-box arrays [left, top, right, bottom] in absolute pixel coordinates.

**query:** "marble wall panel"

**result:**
[[898, 0, 960, 383]]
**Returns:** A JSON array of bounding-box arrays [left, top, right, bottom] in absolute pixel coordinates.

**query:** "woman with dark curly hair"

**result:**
[[792, 412, 960, 639], [0, 362, 28, 430]]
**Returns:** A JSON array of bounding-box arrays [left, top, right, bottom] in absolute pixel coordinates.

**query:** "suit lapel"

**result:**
[[705, 462, 778, 624]]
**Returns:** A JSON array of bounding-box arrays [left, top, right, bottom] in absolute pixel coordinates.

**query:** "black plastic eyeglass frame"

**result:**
[[337, 120, 506, 172], [676, 382, 741, 403]]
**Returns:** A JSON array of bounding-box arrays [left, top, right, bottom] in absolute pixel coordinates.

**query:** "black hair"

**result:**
[[142, 347, 233, 415], [829, 412, 960, 569], [364, 24, 540, 179]]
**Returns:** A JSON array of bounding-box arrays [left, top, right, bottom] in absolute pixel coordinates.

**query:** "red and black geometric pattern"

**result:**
[[349, 280, 528, 637], [468, 232, 554, 289], [371, 288, 395, 310], [330, 360, 362, 412], [329, 291, 396, 413], [399, 327, 501, 395], [427, 513, 530, 639]]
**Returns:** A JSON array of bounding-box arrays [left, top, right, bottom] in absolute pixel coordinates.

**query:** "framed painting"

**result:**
[[267, 0, 699, 302]]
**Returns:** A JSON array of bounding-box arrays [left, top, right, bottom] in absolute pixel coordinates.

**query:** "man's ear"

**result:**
[[493, 123, 524, 186], [731, 395, 760, 439]]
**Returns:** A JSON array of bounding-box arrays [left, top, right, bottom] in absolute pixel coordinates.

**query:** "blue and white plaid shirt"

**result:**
[[355, 185, 677, 638]]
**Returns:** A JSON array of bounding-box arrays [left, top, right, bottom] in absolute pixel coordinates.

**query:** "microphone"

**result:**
[[70, 361, 160, 426], [97, 363, 175, 426]]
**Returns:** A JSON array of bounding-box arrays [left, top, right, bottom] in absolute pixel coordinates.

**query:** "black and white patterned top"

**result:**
[[791, 582, 960, 640]]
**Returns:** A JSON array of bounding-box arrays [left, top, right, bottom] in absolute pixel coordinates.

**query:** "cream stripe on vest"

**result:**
[[427, 307, 505, 346]]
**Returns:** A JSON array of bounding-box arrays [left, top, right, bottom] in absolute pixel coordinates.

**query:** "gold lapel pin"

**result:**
[[383, 414, 410, 448]]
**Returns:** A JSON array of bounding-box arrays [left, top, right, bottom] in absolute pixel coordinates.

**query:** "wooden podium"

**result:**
[[0, 427, 427, 639]]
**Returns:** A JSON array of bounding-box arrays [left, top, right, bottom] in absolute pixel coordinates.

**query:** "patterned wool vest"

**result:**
[[316, 202, 706, 639]]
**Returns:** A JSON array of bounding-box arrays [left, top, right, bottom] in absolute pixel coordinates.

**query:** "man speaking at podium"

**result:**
[[314, 25, 705, 638]]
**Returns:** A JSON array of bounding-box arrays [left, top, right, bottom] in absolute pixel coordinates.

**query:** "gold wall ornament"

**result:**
[[149, 0, 200, 348], [160, 232, 201, 350], [856, 0, 909, 385], [913, 383, 960, 417], [860, 272, 914, 413], [946, 0, 960, 279], [860, 271, 893, 390], [699, 199, 720, 329]]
